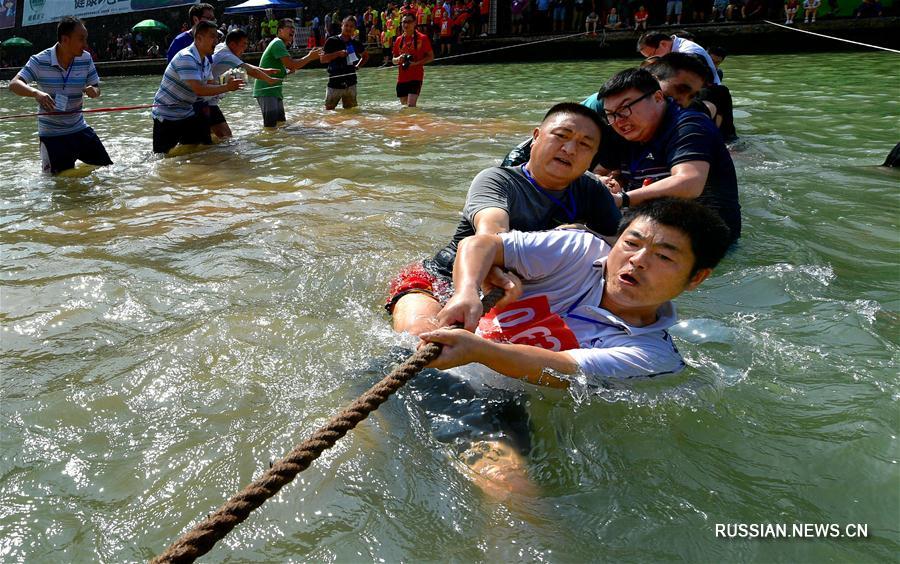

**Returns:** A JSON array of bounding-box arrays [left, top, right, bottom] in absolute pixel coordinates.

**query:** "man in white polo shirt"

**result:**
[[151, 20, 245, 154], [9, 16, 112, 174], [637, 31, 721, 85]]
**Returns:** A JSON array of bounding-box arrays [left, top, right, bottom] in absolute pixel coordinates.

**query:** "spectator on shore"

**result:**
[[854, 0, 882, 16], [742, 0, 765, 19], [638, 32, 721, 84], [726, 0, 744, 20], [570, 0, 584, 31], [711, 0, 729, 20], [784, 0, 799, 22], [634, 5, 649, 30], [511, 0, 530, 33], [551, 0, 567, 32], [604, 7, 622, 29], [535, 0, 551, 32], [802, 0, 820, 19], [586, 8, 600, 32], [665, 0, 683, 24], [167, 3, 215, 62]]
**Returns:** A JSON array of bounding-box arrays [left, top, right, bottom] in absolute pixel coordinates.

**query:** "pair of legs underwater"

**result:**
[[392, 292, 538, 500]]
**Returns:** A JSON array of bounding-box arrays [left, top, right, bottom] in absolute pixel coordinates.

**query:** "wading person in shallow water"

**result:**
[[9, 16, 113, 174], [385, 102, 621, 336], [419, 198, 731, 495]]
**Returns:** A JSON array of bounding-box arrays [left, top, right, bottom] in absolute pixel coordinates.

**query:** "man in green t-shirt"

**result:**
[[253, 18, 321, 127]]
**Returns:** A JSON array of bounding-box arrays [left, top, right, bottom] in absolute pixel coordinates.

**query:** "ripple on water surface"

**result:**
[[1, 53, 899, 561]]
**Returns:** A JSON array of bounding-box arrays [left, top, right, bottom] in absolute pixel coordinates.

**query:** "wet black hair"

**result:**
[[194, 20, 218, 37], [343, 15, 358, 25], [646, 52, 713, 85], [541, 102, 604, 139], [637, 32, 672, 50], [597, 68, 661, 100], [708, 46, 727, 59], [225, 29, 248, 45], [277, 18, 295, 31], [617, 198, 731, 276], [57, 16, 85, 41], [189, 3, 215, 24]]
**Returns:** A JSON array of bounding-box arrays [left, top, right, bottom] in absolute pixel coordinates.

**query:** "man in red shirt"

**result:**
[[392, 13, 435, 107]]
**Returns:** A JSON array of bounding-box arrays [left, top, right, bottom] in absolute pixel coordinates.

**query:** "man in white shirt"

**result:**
[[418, 197, 731, 496], [637, 31, 721, 85]]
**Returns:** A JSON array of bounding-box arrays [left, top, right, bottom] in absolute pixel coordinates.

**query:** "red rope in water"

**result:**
[[0, 104, 160, 121]]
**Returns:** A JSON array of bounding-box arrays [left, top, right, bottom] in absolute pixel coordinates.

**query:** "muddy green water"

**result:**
[[1, 52, 898, 562]]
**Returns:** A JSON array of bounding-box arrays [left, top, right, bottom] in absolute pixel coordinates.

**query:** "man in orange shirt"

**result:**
[[392, 13, 435, 106]]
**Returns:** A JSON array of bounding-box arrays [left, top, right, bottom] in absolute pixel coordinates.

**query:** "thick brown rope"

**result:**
[[152, 289, 503, 563]]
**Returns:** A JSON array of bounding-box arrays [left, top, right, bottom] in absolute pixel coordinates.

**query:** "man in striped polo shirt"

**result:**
[[9, 16, 112, 175], [151, 20, 245, 154]]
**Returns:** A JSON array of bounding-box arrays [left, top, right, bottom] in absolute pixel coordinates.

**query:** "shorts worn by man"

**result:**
[[595, 68, 741, 242], [152, 21, 244, 154], [387, 103, 622, 336], [253, 19, 321, 127], [10, 16, 112, 174], [321, 16, 368, 110]]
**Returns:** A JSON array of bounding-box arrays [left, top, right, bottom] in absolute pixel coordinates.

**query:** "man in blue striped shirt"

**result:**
[[151, 20, 245, 154], [9, 16, 112, 174]]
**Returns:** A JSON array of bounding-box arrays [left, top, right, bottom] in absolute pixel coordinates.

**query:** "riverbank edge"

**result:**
[[1, 17, 897, 80]]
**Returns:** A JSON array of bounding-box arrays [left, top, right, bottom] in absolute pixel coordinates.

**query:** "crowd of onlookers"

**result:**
[[0, 0, 889, 66]]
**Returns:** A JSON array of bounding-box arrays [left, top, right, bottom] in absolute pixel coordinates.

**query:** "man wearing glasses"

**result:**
[[166, 3, 215, 62], [391, 14, 435, 107], [595, 67, 741, 243]]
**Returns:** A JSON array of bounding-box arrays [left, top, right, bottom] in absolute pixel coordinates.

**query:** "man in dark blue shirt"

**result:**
[[166, 3, 215, 62], [595, 68, 741, 242]]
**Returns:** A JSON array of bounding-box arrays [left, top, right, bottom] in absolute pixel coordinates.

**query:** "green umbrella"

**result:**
[[1, 37, 33, 48], [132, 19, 169, 33]]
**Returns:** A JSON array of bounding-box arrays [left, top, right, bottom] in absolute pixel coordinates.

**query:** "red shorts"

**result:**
[[385, 262, 452, 314]]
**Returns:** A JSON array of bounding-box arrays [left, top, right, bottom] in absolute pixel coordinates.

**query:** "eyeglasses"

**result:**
[[602, 90, 655, 124]]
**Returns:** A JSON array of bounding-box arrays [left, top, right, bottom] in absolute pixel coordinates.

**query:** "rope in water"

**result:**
[[151, 288, 503, 564], [0, 32, 590, 121], [763, 20, 900, 53]]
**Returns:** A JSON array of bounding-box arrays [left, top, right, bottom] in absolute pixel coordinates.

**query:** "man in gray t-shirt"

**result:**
[[386, 102, 621, 336]]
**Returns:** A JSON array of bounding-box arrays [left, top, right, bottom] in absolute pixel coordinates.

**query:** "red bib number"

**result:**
[[477, 295, 580, 352]]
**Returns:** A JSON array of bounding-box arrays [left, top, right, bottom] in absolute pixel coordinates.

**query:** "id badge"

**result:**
[[347, 51, 359, 65], [54, 93, 68, 112]]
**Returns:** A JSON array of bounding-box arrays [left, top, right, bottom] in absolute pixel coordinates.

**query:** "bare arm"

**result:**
[[185, 77, 244, 97], [618, 160, 710, 207], [471, 206, 511, 235], [436, 234, 507, 331], [421, 328, 575, 385], [243, 63, 279, 84], [319, 48, 347, 64], [283, 48, 321, 71], [9, 75, 55, 111]]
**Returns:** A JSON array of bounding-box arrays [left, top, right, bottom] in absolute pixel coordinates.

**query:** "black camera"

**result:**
[[401, 54, 413, 69]]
